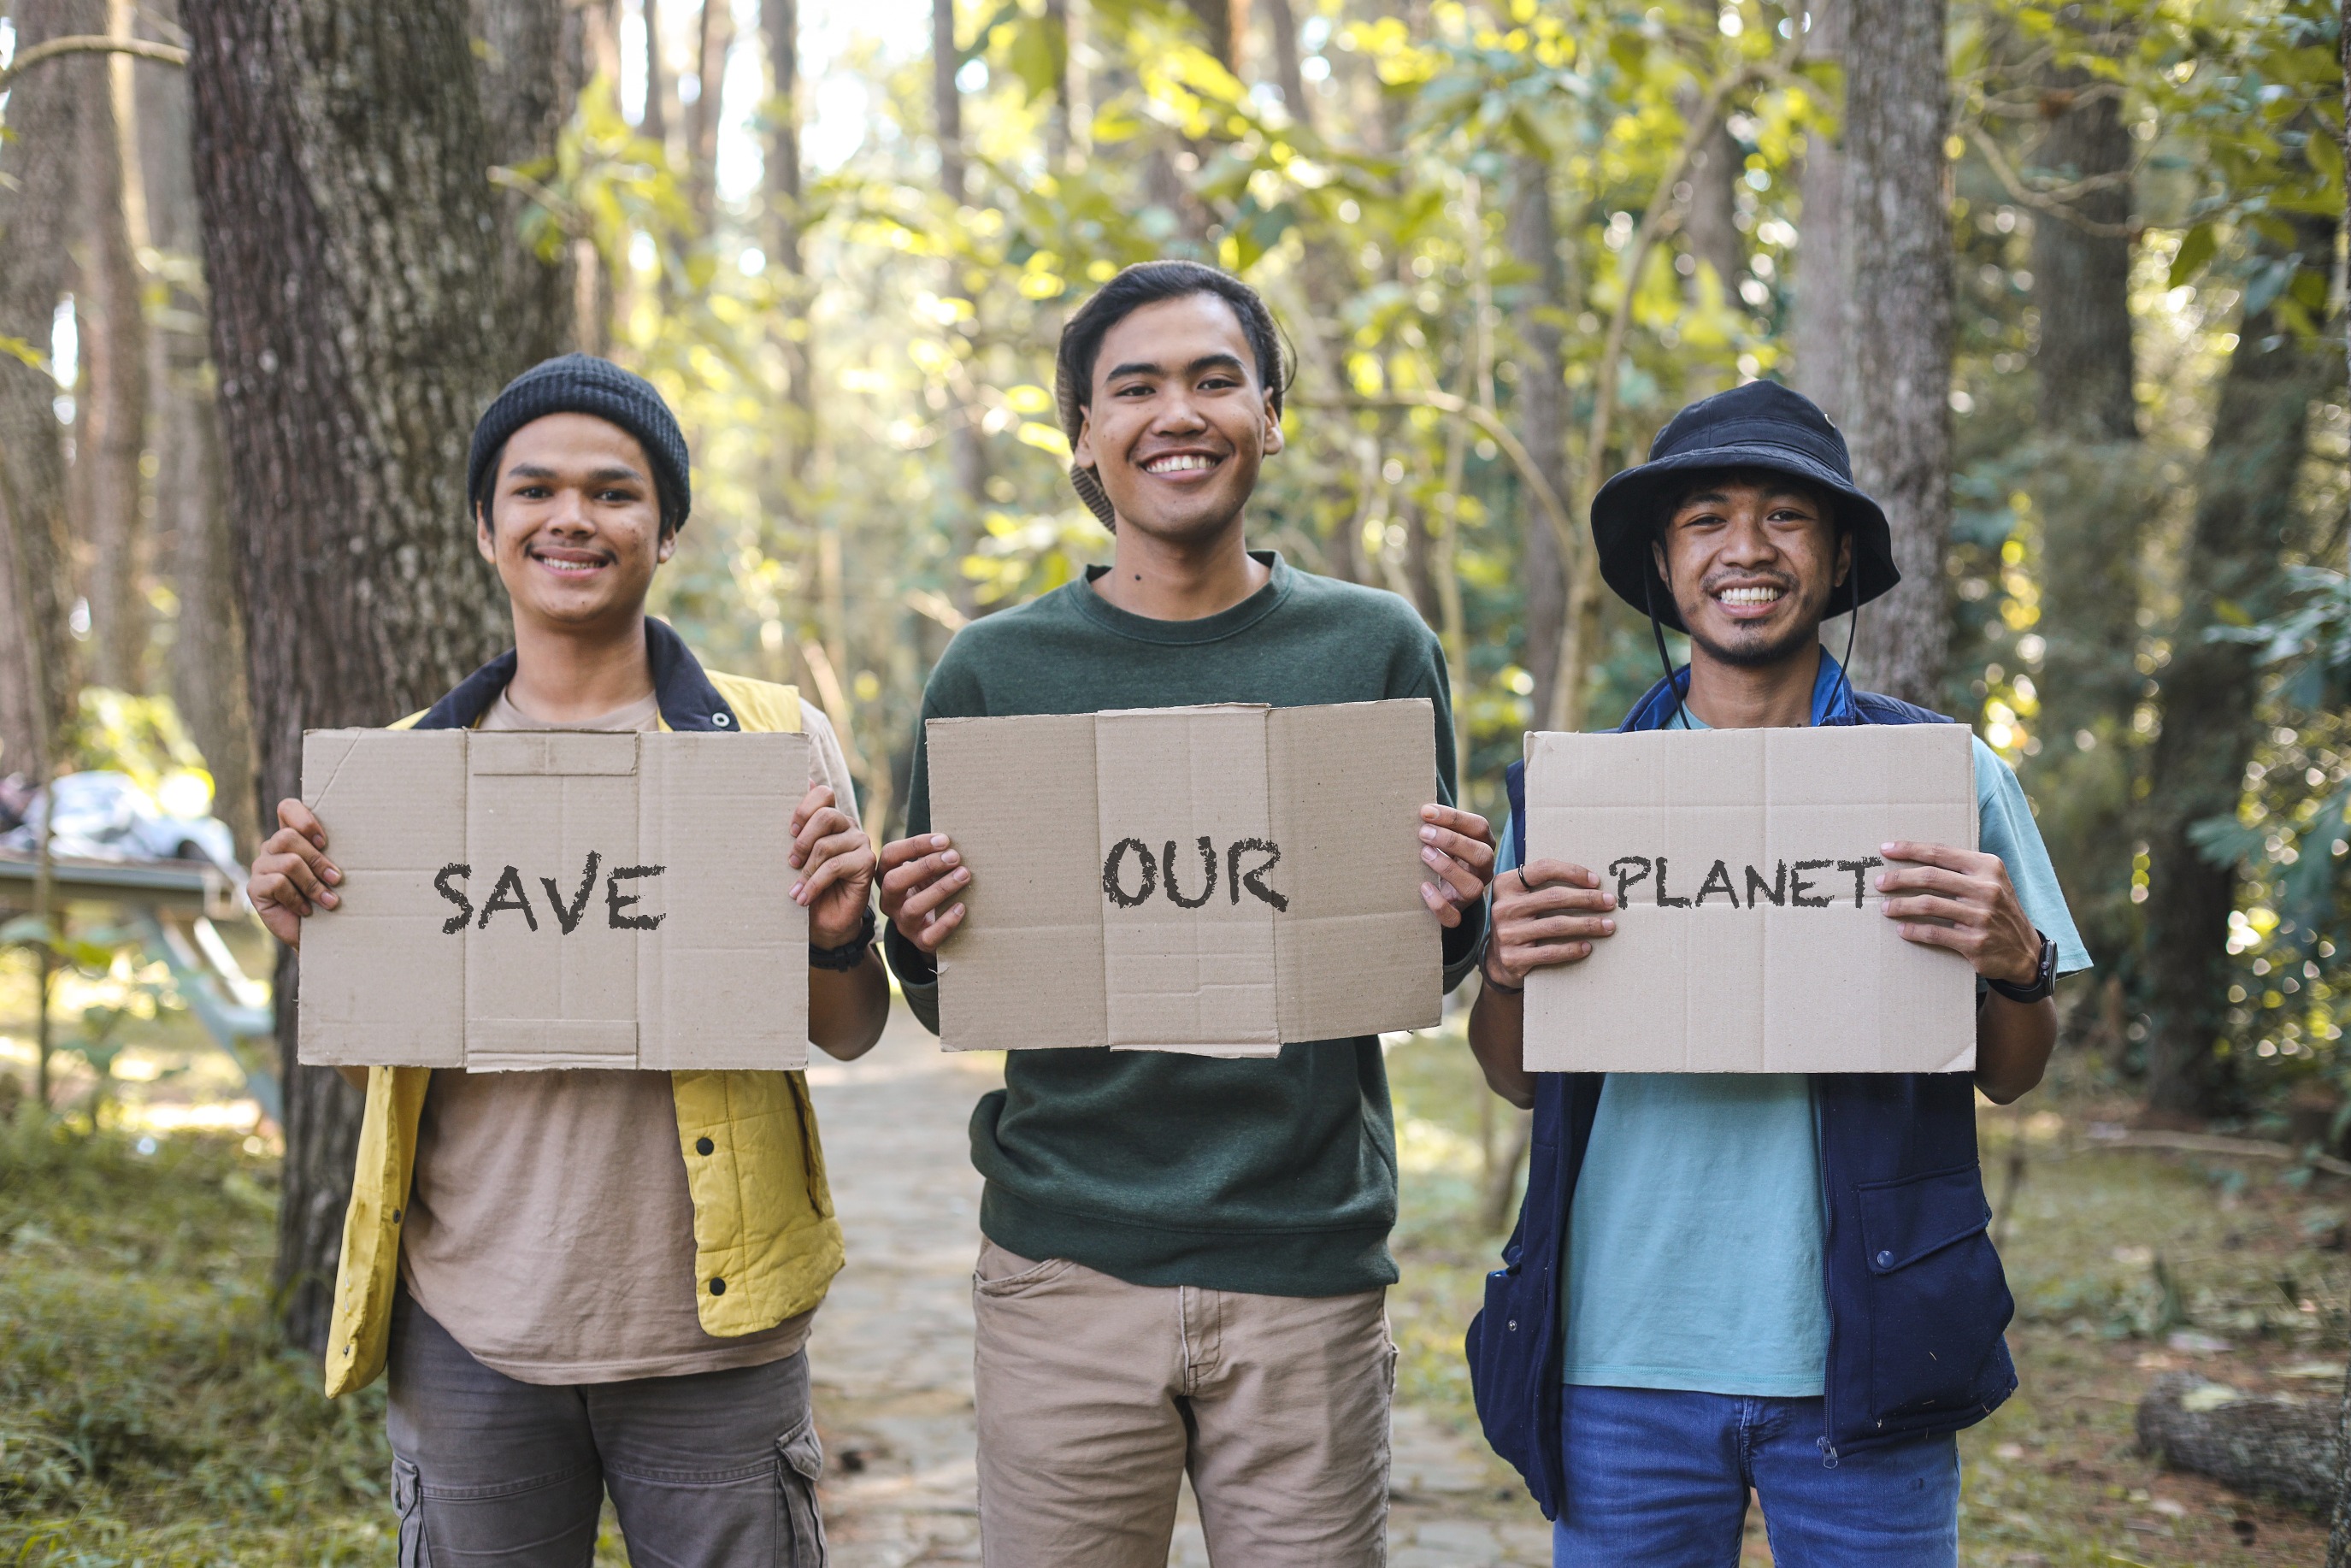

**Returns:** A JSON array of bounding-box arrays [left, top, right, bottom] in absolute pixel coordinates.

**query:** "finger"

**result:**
[[914, 901, 967, 952], [1421, 845, 1486, 904], [1508, 940, 1596, 970], [1417, 824, 1496, 872], [251, 871, 314, 919], [880, 849, 961, 899], [1880, 841, 1989, 874], [1419, 803, 1494, 845], [881, 833, 953, 870], [277, 798, 328, 851], [789, 785, 838, 840], [791, 807, 853, 869], [898, 864, 971, 921], [1896, 923, 1974, 954], [1421, 881, 1462, 925], [793, 833, 873, 903], [1505, 913, 1617, 943], [1517, 859, 1601, 891], [1881, 895, 1977, 925], [1872, 864, 1978, 899], [262, 825, 342, 885], [1498, 885, 1615, 917], [258, 852, 338, 909]]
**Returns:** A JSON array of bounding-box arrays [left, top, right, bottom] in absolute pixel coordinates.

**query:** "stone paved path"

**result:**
[[801, 1020, 1553, 1567]]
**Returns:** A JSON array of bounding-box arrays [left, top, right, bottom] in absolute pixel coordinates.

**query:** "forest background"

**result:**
[[0, 0, 2345, 1411]]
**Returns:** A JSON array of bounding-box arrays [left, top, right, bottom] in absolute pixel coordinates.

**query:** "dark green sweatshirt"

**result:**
[[885, 553, 1486, 1296]]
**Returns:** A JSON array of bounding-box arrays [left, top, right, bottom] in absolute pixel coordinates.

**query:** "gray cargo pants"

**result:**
[[386, 1290, 828, 1567]]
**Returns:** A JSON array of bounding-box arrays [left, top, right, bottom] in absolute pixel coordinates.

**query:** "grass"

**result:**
[[4, 1034, 2349, 1565]]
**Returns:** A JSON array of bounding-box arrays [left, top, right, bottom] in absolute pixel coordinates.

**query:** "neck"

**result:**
[[1682, 637, 1823, 729], [1089, 513, 1270, 621], [503, 610, 658, 722]]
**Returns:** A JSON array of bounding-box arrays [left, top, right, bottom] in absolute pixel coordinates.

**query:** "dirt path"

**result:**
[[802, 1018, 1552, 1567]]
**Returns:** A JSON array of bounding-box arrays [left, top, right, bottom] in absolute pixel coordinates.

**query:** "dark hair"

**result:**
[[1053, 261, 1291, 527]]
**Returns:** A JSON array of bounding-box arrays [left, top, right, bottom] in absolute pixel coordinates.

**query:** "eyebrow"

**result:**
[[1676, 487, 1816, 510], [506, 463, 646, 485], [1102, 352, 1249, 382]]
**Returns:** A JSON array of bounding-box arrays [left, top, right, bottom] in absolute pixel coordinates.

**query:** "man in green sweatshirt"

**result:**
[[879, 261, 1495, 1566]]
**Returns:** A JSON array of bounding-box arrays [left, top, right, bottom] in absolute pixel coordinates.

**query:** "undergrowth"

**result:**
[[0, 1110, 392, 1565]]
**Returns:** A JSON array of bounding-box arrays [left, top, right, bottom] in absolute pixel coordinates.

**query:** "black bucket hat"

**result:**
[[1589, 380, 1898, 633]]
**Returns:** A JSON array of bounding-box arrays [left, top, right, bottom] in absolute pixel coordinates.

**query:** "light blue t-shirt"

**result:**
[[1494, 726, 2089, 1397]]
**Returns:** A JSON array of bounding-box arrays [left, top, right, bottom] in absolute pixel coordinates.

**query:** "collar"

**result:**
[[1069, 550, 1293, 645], [1619, 649, 1859, 733], [413, 618, 740, 732]]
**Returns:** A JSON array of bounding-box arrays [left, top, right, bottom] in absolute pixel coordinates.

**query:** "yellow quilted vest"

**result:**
[[321, 670, 846, 1396]]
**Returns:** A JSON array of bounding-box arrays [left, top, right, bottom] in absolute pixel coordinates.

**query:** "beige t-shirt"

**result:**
[[398, 686, 858, 1384]]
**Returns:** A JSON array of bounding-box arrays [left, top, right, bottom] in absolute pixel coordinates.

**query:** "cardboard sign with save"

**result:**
[[926, 699, 1441, 1055], [296, 728, 810, 1072], [1521, 723, 1977, 1074]]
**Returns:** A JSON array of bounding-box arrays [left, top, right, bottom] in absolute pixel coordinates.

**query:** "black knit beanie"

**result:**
[[468, 354, 692, 533]]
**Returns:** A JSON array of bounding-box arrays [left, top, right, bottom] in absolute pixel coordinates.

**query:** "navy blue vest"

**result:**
[[1464, 662, 2015, 1519]]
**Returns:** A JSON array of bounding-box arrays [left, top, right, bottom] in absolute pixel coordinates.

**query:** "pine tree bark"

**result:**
[[934, 0, 989, 610], [1264, 0, 1311, 129], [77, 11, 152, 694], [1840, 0, 1953, 708], [765, 0, 816, 486], [0, 0, 93, 764], [2140, 216, 2336, 1119], [686, 0, 732, 222], [182, 0, 521, 1354], [476, 0, 580, 368], [1506, 154, 1570, 733], [1790, 0, 1849, 423]]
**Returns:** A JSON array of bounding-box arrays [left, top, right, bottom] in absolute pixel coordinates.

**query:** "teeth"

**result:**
[[1718, 586, 1782, 605], [1145, 454, 1214, 474], [541, 557, 601, 573]]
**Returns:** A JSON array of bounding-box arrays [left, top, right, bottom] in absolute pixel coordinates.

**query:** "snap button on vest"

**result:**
[[710, 1276, 727, 1295], [1875, 1250, 1894, 1268], [696, 1136, 715, 1156]]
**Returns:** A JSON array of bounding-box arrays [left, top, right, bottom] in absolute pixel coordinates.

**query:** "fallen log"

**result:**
[[2136, 1372, 2339, 1512]]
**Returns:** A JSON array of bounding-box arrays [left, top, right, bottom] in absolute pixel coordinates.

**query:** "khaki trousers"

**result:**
[[971, 1240, 1394, 1568]]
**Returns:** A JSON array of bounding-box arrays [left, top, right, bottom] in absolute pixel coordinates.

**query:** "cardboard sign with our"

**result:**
[[296, 728, 811, 1072], [1521, 723, 1978, 1074], [926, 699, 1441, 1054]]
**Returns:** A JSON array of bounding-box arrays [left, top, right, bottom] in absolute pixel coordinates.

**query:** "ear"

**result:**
[[1834, 531, 1852, 589], [1651, 537, 1670, 590], [1070, 407, 1096, 471], [475, 498, 497, 564], [657, 527, 678, 565], [1261, 395, 1285, 457]]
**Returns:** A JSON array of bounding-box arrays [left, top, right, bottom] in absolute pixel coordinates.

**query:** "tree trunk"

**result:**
[[933, 0, 989, 610], [77, 3, 152, 693], [2140, 1373, 2336, 1514], [183, 0, 522, 1354], [1679, 87, 1744, 400], [764, 0, 815, 486], [133, 0, 261, 854], [476, 0, 580, 368], [687, 0, 732, 222], [2140, 221, 2335, 1119], [1506, 154, 1570, 734], [1839, 0, 1952, 708], [1264, 0, 1311, 130], [0, 0, 92, 763], [2023, 56, 2142, 971], [1790, 0, 1849, 423], [642, 0, 671, 145]]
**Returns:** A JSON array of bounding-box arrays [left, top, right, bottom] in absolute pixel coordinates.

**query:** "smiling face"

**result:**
[[1652, 472, 1850, 669], [1071, 292, 1283, 547], [476, 412, 674, 634]]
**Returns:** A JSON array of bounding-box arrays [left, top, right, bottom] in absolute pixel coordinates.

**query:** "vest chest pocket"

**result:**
[[1855, 1163, 2013, 1424]]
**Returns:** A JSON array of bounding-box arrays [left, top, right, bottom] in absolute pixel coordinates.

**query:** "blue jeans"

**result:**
[[1552, 1385, 1959, 1568]]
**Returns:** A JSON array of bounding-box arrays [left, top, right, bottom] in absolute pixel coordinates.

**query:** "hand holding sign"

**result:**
[[1485, 860, 1618, 990], [1417, 804, 1496, 928], [1877, 840, 2040, 987], [879, 832, 969, 954], [250, 798, 343, 945], [790, 783, 877, 949]]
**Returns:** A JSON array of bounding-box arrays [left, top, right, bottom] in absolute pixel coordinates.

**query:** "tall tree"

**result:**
[[1264, 0, 1311, 130], [1840, 0, 1953, 708], [2140, 216, 2336, 1118], [687, 0, 733, 221], [1506, 153, 1570, 732], [2023, 54, 2144, 976], [476, 0, 581, 368], [0, 0, 93, 766], [765, 0, 816, 482], [1791, 0, 1848, 421], [934, 0, 989, 610], [182, 0, 521, 1353], [77, 2, 153, 693], [642, 0, 673, 147]]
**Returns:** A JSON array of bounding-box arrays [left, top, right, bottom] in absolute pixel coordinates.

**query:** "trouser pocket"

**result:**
[[392, 1457, 428, 1568], [777, 1412, 828, 1567]]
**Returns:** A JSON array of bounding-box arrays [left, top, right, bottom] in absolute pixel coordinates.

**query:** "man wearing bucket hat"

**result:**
[[1458, 380, 2090, 1564]]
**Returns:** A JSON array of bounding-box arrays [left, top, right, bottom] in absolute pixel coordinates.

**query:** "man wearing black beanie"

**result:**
[[247, 353, 885, 1565]]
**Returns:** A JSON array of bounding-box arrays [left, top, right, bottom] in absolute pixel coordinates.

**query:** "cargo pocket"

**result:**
[[1856, 1164, 2014, 1424], [392, 1458, 427, 1568], [777, 1413, 828, 1567]]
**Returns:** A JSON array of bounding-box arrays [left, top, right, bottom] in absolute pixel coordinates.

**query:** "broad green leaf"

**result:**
[[2167, 224, 2217, 287]]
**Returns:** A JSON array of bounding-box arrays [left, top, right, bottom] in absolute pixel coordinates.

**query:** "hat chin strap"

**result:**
[[1828, 581, 1859, 723], [1643, 568, 1689, 731]]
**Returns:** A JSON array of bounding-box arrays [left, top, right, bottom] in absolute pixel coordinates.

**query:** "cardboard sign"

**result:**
[[928, 699, 1441, 1054], [297, 728, 810, 1071], [1521, 723, 1977, 1074]]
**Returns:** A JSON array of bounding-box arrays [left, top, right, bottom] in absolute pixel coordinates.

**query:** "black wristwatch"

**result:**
[[810, 905, 878, 970], [1986, 931, 2057, 1004]]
